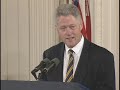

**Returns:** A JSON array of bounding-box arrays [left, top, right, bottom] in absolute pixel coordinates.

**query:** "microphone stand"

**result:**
[[37, 62, 56, 80], [31, 69, 46, 81], [31, 70, 38, 80], [38, 70, 47, 81]]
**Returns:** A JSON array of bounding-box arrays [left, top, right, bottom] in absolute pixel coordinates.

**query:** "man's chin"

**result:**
[[66, 44, 75, 48]]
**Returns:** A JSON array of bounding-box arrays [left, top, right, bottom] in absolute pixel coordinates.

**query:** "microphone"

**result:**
[[42, 58, 60, 73], [31, 58, 50, 80]]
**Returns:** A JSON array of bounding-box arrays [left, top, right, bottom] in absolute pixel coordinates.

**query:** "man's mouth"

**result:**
[[66, 37, 74, 40]]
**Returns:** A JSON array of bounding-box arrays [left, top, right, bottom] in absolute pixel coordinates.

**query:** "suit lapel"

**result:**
[[55, 43, 65, 81], [47, 42, 65, 81], [73, 38, 90, 83]]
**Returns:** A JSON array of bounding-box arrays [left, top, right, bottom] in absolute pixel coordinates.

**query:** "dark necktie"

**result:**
[[65, 49, 74, 82]]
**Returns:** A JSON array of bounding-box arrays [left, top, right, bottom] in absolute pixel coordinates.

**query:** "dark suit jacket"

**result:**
[[43, 38, 115, 90]]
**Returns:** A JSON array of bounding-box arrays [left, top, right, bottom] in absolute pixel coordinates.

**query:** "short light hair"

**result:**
[[55, 4, 82, 24]]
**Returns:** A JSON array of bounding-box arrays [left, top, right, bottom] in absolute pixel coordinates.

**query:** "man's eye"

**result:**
[[60, 27, 65, 29], [70, 25, 76, 29], [60, 27, 66, 30]]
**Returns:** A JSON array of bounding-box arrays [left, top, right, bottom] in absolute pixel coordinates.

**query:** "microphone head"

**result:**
[[42, 58, 50, 63], [31, 58, 50, 73], [51, 58, 60, 67], [35, 58, 50, 68], [31, 58, 50, 80], [41, 58, 50, 67]]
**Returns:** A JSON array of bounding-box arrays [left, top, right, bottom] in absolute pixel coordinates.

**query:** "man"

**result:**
[[42, 4, 115, 90]]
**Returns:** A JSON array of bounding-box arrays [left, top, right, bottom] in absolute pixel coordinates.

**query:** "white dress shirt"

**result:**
[[63, 36, 84, 82]]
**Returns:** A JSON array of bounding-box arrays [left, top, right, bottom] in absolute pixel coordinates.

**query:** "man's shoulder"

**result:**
[[83, 38, 113, 56], [43, 42, 65, 59], [44, 42, 64, 52], [87, 41, 114, 65], [87, 41, 114, 58]]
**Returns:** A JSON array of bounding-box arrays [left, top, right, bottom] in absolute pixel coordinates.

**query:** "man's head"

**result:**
[[55, 4, 83, 48]]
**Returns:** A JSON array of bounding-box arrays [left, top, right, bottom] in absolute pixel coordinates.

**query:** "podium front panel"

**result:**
[[1, 80, 89, 90]]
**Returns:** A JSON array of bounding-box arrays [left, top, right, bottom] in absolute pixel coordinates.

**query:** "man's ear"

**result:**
[[79, 22, 83, 31], [55, 25, 58, 32]]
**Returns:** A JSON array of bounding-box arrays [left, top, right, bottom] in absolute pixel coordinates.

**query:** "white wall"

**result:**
[[1, 0, 30, 80], [1, 0, 119, 89], [1, 0, 59, 80], [29, 0, 59, 80]]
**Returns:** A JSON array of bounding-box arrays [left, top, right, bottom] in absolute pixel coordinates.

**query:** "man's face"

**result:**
[[57, 15, 82, 48]]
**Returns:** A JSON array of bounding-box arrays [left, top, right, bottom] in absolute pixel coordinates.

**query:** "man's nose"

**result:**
[[65, 27, 72, 35]]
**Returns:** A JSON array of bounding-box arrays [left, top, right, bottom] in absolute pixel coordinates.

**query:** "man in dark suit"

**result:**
[[42, 4, 115, 90]]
